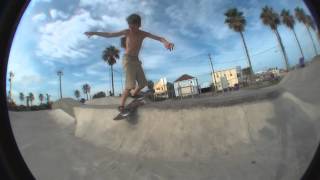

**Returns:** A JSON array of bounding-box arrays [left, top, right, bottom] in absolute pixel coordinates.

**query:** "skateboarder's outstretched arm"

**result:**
[[142, 31, 174, 51], [84, 29, 128, 38]]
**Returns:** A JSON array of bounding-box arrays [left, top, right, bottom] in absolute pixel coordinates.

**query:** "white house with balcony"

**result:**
[[174, 74, 199, 97]]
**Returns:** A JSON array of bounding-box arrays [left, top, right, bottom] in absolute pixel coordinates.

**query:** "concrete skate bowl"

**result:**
[[85, 96, 121, 106], [52, 98, 82, 117], [72, 57, 320, 179]]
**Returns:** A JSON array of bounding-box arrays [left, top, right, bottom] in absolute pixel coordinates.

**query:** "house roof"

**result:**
[[174, 74, 195, 82]]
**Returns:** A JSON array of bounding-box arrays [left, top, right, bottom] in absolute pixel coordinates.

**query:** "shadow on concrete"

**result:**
[[260, 96, 318, 180]]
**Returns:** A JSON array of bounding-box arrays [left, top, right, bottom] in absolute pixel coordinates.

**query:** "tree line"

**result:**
[[225, 6, 319, 74]]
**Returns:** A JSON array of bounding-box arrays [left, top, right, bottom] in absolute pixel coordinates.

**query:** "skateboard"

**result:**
[[113, 98, 146, 120]]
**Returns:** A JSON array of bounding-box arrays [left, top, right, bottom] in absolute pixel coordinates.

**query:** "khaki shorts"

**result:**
[[122, 54, 147, 90]]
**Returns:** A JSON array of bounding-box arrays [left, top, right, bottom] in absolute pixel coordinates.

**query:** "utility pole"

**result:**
[[208, 54, 217, 92]]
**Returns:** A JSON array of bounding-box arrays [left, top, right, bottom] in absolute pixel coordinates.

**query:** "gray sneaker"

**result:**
[[120, 111, 130, 117], [118, 106, 130, 116]]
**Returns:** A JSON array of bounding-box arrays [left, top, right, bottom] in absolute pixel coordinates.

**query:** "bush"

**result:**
[[93, 91, 106, 99], [8, 102, 52, 111], [30, 105, 39, 111], [80, 98, 86, 103], [7, 101, 17, 111]]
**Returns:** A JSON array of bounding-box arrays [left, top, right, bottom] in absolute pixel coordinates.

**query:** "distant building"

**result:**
[[154, 78, 169, 98], [211, 67, 242, 91], [255, 67, 281, 82], [267, 67, 280, 77], [174, 74, 199, 97]]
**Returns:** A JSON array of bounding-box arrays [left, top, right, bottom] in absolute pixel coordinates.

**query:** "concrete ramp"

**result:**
[[72, 57, 320, 179], [74, 93, 320, 162]]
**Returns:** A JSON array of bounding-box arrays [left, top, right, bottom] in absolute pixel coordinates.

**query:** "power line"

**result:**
[[213, 46, 278, 64]]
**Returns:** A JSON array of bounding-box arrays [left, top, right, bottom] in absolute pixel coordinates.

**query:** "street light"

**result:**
[[57, 70, 63, 99]]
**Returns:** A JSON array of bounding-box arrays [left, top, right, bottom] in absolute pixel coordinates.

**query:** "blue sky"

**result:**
[[7, 0, 320, 104]]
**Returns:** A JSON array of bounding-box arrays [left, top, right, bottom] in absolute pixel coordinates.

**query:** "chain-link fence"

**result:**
[[143, 67, 286, 101]]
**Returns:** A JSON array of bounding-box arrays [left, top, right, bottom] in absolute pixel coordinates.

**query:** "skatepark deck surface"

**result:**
[[9, 56, 320, 180]]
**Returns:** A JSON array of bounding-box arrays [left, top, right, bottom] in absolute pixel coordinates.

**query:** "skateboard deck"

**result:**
[[113, 99, 146, 120]]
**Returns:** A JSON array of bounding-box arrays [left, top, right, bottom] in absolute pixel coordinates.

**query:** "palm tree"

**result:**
[[19, 92, 24, 105], [28, 93, 34, 106], [46, 94, 50, 104], [39, 93, 44, 105], [261, 6, 290, 71], [295, 7, 318, 55], [57, 70, 63, 99], [82, 84, 91, 100], [281, 9, 305, 59], [8, 71, 14, 102], [225, 8, 253, 74], [26, 96, 30, 107], [102, 46, 120, 96], [306, 15, 320, 48], [74, 90, 80, 101]]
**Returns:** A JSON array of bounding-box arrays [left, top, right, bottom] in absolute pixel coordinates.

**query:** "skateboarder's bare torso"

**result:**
[[123, 29, 145, 56]]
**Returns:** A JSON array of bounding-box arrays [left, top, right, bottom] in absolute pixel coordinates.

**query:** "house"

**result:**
[[154, 78, 169, 98], [211, 66, 242, 91], [174, 74, 199, 97], [255, 67, 280, 82], [267, 67, 280, 77]]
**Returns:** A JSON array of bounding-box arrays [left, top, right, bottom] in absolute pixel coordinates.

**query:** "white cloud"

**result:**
[[36, 8, 131, 64], [164, 0, 234, 40], [139, 53, 168, 70], [36, 9, 105, 62], [32, 13, 47, 23], [79, 0, 156, 25], [85, 61, 108, 75], [49, 9, 69, 20], [48, 80, 58, 85], [41, 59, 56, 67], [72, 72, 84, 77], [29, 0, 52, 9], [101, 15, 127, 30], [20, 75, 44, 86], [79, 0, 109, 7], [8, 50, 43, 87]]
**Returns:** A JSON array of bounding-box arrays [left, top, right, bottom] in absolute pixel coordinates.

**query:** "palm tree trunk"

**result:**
[[292, 29, 305, 59], [240, 32, 253, 75], [306, 26, 318, 56], [59, 76, 62, 99], [86, 92, 89, 100], [274, 29, 290, 71], [317, 31, 320, 47], [9, 80, 12, 102], [111, 65, 114, 96]]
